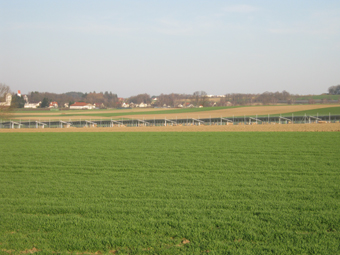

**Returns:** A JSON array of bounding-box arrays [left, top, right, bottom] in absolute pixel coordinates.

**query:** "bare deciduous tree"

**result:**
[[0, 83, 11, 99], [192, 91, 208, 107], [127, 94, 151, 105]]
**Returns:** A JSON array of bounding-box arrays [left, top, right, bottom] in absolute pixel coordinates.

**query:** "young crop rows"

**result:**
[[0, 132, 339, 254]]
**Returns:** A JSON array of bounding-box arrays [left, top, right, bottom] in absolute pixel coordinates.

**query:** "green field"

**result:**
[[251, 106, 340, 118], [0, 132, 339, 254], [12, 106, 238, 119], [277, 106, 340, 117]]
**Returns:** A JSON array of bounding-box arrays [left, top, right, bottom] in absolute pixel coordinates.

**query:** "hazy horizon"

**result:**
[[4, 89, 337, 98], [1, 1, 339, 97]]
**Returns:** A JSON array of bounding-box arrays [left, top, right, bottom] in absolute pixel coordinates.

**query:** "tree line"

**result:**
[[1, 83, 340, 112], [328, 85, 340, 95], [125, 90, 295, 107], [25, 91, 119, 108]]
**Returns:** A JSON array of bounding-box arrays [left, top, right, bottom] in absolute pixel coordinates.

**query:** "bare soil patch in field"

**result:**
[[12, 104, 340, 120], [1, 123, 340, 133], [12, 107, 173, 116]]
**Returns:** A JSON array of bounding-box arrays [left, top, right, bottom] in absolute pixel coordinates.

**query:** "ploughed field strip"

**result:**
[[0, 133, 339, 254]]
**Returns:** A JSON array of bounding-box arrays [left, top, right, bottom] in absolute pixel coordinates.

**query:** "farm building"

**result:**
[[70, 102, 94, 110], [24, 101, 41, 108]]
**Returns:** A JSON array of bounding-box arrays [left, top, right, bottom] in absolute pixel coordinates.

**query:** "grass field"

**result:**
[[252, 107, 340, 118], [11, 106, 238, 119], [1, 133, 339, 254], [277, 106, 340, 117]]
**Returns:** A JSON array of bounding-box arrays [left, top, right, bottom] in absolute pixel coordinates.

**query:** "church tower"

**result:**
[[5, 93, 12, 106]]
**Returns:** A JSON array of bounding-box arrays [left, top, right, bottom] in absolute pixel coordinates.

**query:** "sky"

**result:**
[[0, 0, 339, 97]]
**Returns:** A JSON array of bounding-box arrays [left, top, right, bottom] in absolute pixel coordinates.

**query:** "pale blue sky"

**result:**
[[1, 0, 339, 97]]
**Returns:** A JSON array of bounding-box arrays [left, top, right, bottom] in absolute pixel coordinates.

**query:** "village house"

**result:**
[[49, 101, 58, 108], [22, 93, 42, 108], [121, 102, 130, 108], [94, 103, 105, 109], [70, 102, 94, 110]]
